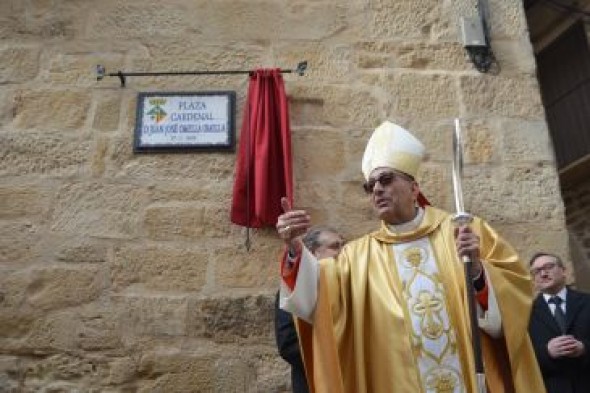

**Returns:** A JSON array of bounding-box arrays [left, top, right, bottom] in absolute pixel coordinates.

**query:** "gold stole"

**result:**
[[391, 236, 466, 392]]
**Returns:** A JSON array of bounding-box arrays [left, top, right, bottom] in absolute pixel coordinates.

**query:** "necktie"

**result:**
[[549, 296, 566, 333]]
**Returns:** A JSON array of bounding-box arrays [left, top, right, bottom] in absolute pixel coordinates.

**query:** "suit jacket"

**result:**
[[275, 292, 309, 393], [529, 288, 590, 393]]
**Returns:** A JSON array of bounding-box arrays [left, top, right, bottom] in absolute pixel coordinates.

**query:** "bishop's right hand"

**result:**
[[276, 197, 311, 249]]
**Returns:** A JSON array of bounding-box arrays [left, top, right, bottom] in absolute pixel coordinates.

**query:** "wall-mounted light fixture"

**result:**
[[460, 0, 498, 73]]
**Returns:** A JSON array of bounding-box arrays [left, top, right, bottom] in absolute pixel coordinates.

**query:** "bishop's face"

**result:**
[[365, 167, 420, 225]]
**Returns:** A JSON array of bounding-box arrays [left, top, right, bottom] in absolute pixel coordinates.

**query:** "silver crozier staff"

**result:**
[[451, 118, 486, 393]]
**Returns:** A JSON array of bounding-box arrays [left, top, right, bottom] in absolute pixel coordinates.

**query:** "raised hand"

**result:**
[[276, 197, 311, 248]]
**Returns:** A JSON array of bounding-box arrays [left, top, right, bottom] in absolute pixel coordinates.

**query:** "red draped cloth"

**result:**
[[231, 69, 293, 228]]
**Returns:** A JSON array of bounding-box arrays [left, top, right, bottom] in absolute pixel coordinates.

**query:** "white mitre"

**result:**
[[361, 121, 425, 180]]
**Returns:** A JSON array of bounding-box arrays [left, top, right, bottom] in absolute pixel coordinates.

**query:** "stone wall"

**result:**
[[0, 0, 569, 391]]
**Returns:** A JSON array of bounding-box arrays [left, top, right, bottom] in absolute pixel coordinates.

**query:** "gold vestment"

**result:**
[[296, 206, 546, 393]]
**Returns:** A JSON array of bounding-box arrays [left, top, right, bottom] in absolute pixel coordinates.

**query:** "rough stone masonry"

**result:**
[[0, 0, 571, 391]]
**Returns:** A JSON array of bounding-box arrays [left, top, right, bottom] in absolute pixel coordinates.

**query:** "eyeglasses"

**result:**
[[363, 171, 413, 194], [530, 262, 559, 276]]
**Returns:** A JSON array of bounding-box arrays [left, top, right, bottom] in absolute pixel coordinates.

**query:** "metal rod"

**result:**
[[463, 256, 487, 393], [96, 61, 308, 87], [452, 118, 487, 393]]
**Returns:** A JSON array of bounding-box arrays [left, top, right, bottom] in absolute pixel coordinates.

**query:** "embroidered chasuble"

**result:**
[[287, 206, 546, 393]]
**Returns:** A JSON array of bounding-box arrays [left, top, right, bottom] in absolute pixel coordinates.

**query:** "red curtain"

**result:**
[[230, 69, 293, 228]]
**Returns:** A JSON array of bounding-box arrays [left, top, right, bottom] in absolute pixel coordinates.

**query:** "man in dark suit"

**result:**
[[528, 252, 590, 393], [274, 226, 344, 393]]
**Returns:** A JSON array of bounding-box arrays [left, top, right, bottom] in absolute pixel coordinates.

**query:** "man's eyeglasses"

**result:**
[[363, 171, 413, 194], [530, 262, 559, 276]]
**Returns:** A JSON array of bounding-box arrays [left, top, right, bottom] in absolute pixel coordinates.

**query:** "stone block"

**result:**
[[500, 119, 555, 162], [111, 245, 208, 292], [247, 351, 291, 393], [463, 120, 500, 164], [214, 240, 282, 289], [0, 132, 90, 177], [138, 352, 215, 393], [339, 127, 373, 180], [497, 222, 569, 262], [23, 307, 123, 353], [0, 88, 14, 127], [462, 164, 565, 225], [76, 307, 124, 352], [0, 356, 19, 375], [0, 274, 37, 338], [0, 2, 25, 39], [148, 183, 232, 204], [15, 353, 110, 391], [20, 311, 80, 352], [25, 266, 108, 312], [5, 270, 110, 342], [356, 41, 470, 71], [45, 53, 124, 88], [107, 357, 137, 385], [92, 94, 121, 131], [113, 294, 187, 337], [0, 376, 19, 393], [90, 136, 108, 177], [288, 96, 326, 128], [0, 222, 41, 266], [395, 42, 469, 70], [491, 39, 536, 76], [292, 128, 347, 180], [140, 351, 260, 393], [55, 239, 108, 264], [295, 179, 349, 214], [288, 84, 382, 128], [385, 73, 459, 118], [187, 294, 274, 344], [50, 182, 148, 239], [22, 381, 85, 392], [417, 164, 451, 210], [13, 90, 91, 130], [460, 75, 544, 118], [108, 134, 236, 181], [364, 0, 452, 40], [487, 0, 527, 39], [144, 204, 230, 241], [173, 1, 348, 41], [0, 47, 40, 83], [357, 53, 388, 70], [28, 353, 104, 381], [14, 0, 81, 39], [87, 3, 192, 40], [403, 119, 453, 163], [0, 186, 48, 219], [213, 356, 257, 392], [273, 42, 354, 84]]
